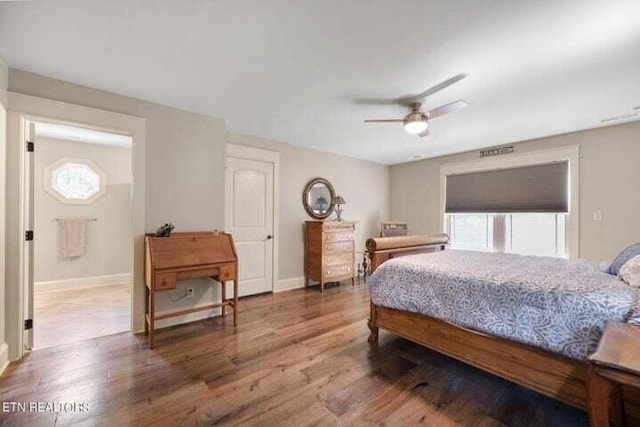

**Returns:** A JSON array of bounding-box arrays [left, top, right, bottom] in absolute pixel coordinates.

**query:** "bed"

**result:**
[[365, 234, 640, 416]]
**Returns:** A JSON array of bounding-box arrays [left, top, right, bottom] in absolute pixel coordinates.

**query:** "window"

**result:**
[[505, 213, 565, 257], [449, 214, 494, 251], [447, 213, 566, 257], [44, 158, 107, 204], [441, 148, 579, 258]]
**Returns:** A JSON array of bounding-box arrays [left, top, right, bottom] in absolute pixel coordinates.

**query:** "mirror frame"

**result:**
[[303, 177, 336, 220]]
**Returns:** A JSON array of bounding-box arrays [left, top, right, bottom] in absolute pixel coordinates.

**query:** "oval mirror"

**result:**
[[303, 177, 335, 220]]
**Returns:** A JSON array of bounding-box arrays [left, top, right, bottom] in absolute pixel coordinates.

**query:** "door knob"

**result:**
[[266, 235, 273, 240]]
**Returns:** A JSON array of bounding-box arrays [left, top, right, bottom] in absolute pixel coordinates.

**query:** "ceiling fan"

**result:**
[[361, 74, 468, 137]]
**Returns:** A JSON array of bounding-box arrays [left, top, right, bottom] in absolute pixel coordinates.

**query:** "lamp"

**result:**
[[332, 195, 346, 221], [404, 117, 428, 134]]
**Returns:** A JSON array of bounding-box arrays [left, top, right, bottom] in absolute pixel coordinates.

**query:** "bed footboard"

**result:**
[[365, 233, 449, 272]]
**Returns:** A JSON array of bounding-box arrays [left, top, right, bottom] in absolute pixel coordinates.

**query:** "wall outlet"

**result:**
[[593, 210, 603, 221], [186, 287, 194, 298]]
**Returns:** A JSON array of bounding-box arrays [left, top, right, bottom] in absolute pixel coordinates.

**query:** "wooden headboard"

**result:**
[[365, 233, 449, 272]]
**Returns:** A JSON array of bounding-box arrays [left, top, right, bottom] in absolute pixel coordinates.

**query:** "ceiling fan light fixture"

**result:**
[[404, 118, 429, 134]]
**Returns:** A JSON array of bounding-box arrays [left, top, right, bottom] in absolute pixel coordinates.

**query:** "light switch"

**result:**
[[593, 210, 603, 221]]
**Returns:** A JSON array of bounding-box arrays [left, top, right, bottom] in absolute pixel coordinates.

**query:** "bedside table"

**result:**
[[587, 321, 640, 427]]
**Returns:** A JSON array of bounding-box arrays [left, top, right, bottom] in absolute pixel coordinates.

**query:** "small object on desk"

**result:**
[[155, 223, 175, 237], [144, 231, 238, 348], [587, 321, 640, 427]]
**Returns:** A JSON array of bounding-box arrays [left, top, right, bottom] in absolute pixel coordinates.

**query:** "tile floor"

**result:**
[[33, 283, 130, 349]]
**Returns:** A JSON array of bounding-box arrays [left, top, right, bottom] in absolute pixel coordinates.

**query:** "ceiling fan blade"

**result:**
[[426, 100, 468, 119], [364, 119, 405, 123], [399, 73, 467, 106], [355, 98, 402, 105], [418, 129, 430, 138]]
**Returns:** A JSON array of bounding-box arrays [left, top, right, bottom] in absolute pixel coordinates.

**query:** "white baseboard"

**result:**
[[0, 342, 9, 376], [131, 277, 306, 334], [152, 306, 223, 331], [275, 276, 305, 293], [35, 273, 131, 292]]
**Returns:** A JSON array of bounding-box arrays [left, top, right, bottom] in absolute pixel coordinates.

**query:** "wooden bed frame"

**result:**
[[365, 234, 591, 410]]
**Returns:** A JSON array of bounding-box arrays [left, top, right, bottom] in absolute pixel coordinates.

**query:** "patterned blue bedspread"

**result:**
[[367, 250, 640, 360]]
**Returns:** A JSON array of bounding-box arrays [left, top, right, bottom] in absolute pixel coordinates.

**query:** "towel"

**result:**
[[62, 219, 87, 258]]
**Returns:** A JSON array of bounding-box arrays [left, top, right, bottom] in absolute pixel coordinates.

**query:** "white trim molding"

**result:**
[[6, 93, 146, 360], [154, 306, 222, 330], [35, 273, 131, 292], [0, 342, 8, 376], [439, 145, 581, 257], [275, 276, 305, 293]]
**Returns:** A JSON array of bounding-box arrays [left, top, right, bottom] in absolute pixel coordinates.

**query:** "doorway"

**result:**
[[29, 120, 133, 350]]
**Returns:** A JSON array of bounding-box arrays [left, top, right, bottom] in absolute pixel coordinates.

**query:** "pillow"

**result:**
[[619, 254, 640, 288], [609, 243, 640, 275]]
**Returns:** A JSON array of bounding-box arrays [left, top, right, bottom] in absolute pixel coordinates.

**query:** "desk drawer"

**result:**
[[220, 264, 236, 281], [154, 272, 177, 291]]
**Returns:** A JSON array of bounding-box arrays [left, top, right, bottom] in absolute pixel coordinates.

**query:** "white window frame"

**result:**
[[44, 157, 107, 204], [439, 146, 580, 257]]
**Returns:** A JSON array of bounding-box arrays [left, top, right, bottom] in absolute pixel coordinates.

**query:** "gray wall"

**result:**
[[0, 55, 8, 370], [8, 70, 227, 330], [229, 132, 390, 283], [6, 70, 391, 338], [9, 70, 227, 231], [34, 138, 132, 283], [390, 121, 640, 262]]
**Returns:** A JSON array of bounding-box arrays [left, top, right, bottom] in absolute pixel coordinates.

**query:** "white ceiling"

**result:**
[[1, 0, 639, 165]]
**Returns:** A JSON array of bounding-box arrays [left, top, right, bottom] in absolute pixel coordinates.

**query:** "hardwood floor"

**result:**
[[33, 283, 130, 349], [0, 283, 587, 426]]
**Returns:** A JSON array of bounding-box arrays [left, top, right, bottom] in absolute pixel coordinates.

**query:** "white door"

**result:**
[[23, 121, 36, 350], [225, 156, 274, 296]]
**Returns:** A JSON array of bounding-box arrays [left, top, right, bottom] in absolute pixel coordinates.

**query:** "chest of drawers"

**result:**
[[305, 221, 356, 292]]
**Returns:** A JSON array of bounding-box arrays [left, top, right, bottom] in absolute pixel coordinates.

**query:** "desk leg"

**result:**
[[588, 365, 626, 427], [149, 288, 155, 349], [144, 286, 149, 336], [221, 279, 226, 318], [233, 279, 238, 326]]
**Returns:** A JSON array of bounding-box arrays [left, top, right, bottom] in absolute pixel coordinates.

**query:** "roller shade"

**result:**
[[445, 162, 568, 213]]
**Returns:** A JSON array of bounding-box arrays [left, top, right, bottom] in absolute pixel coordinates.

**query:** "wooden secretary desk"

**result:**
[[305, 221, 356, 292], [144, 232, 238, 348]]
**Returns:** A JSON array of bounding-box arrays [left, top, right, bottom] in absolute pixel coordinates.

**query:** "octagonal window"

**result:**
[[45, 158, 107, 205]]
